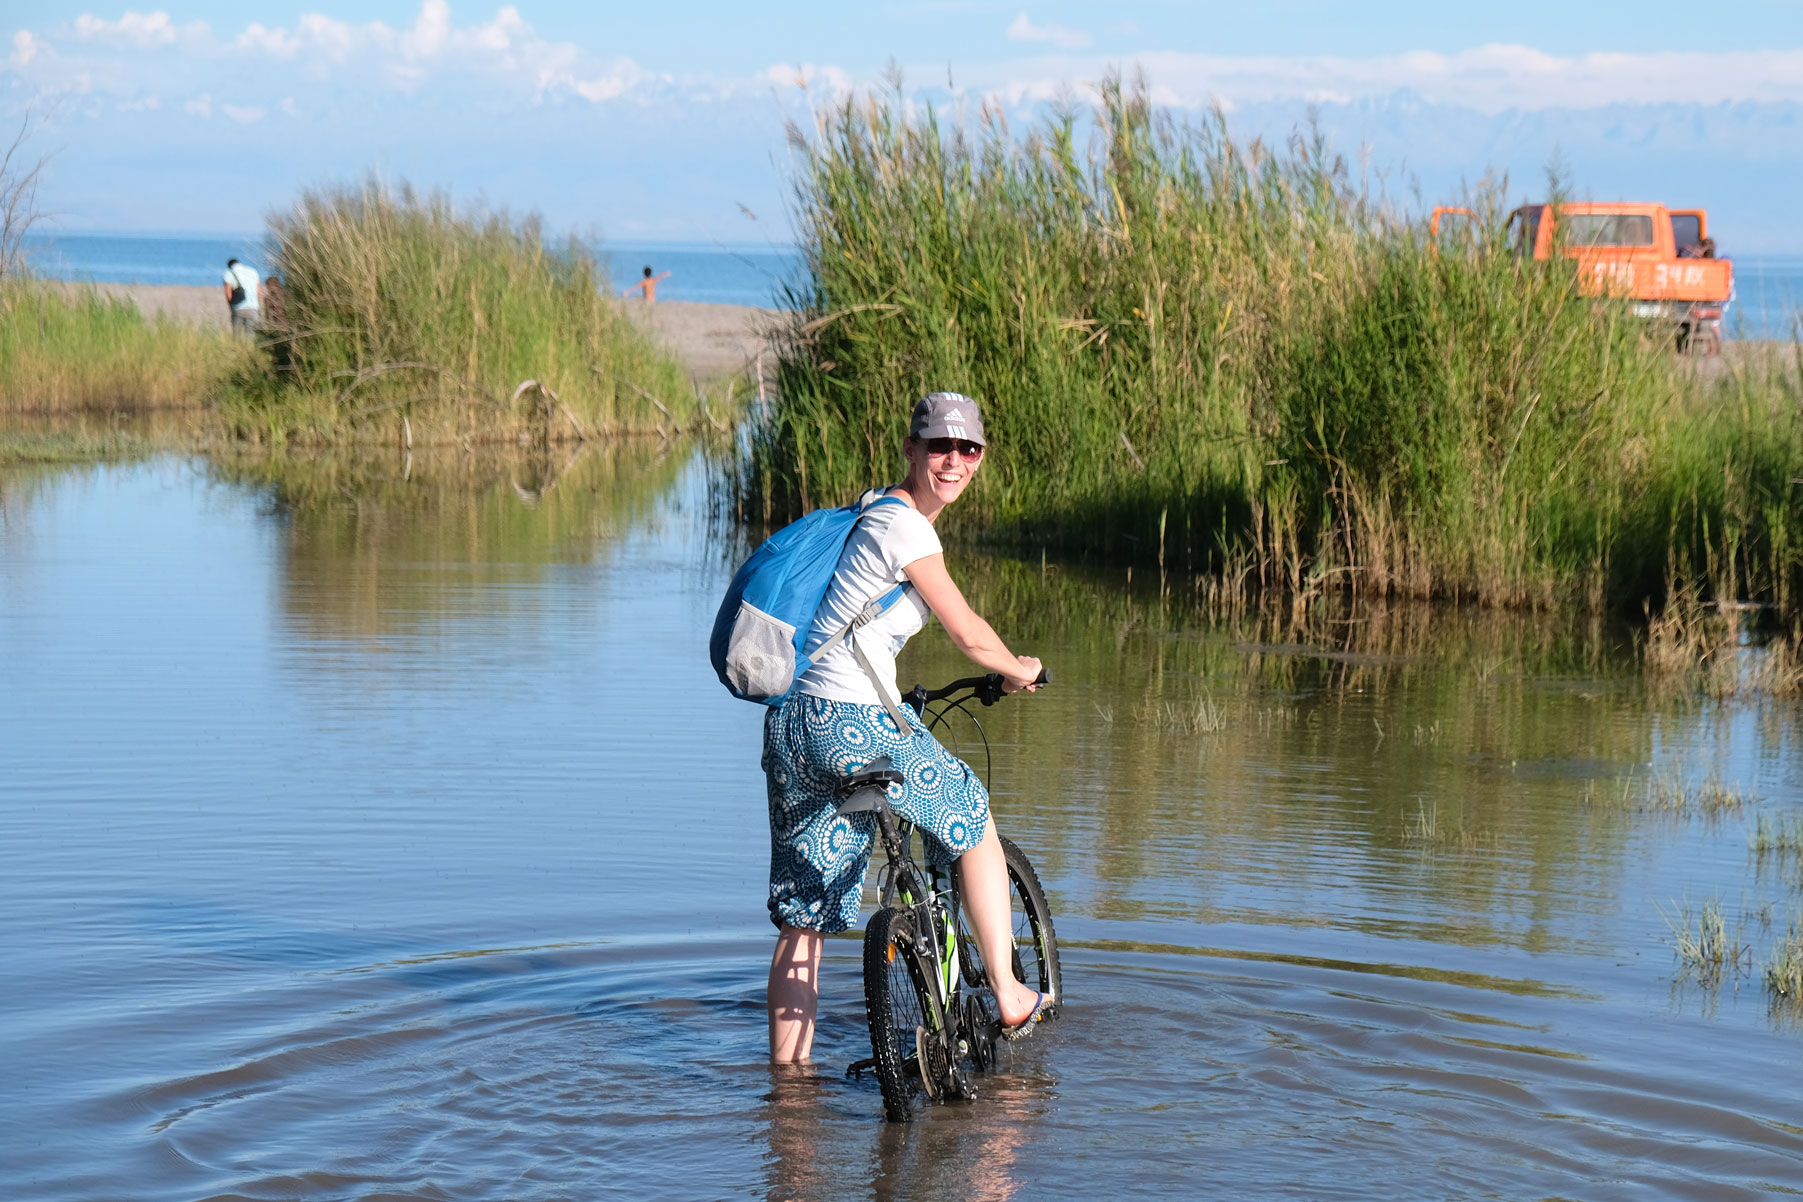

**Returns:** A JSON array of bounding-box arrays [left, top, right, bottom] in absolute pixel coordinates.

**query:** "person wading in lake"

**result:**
[[762, 391, 1052, 1062], [222, 257, 261, 338], [621, 265, 671, 303]]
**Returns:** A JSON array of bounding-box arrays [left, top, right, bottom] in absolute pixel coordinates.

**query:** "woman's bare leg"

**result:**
[[957, 821, 1048, 1027], [768, 925, 824, 1063]]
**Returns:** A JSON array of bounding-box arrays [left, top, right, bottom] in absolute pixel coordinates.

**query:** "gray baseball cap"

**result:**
[[909, 391, 987, 445]]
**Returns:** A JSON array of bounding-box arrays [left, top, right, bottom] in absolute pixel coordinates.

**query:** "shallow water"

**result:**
[[3, 451, 1802, 1200]]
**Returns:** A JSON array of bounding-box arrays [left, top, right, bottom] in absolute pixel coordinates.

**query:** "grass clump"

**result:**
[[751, 74, 1803, 614], [222, 180, 697, 445], [1643, 588, 1803, 697], [1403, 800, 1497, 852], [1644, 773, 1755, 818], [1749, 813, 1803, 857], [1659, 896, 1752, 983], [0, 280, 252, 414], [1134, 688, 1228, 735], [1768, 917, 1803, 1002]]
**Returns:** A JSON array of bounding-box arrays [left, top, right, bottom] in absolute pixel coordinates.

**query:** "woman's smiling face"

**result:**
[[904, 435, 983, 508]]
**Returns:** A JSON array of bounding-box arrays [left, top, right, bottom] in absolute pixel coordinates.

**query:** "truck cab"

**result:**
[[1435, 202, 1733, 352]]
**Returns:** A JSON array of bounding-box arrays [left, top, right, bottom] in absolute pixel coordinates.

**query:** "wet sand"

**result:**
[[59, 283, 781, 380]]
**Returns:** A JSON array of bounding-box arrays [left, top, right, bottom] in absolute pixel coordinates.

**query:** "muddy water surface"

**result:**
[[3, 451, 1801, 1201]]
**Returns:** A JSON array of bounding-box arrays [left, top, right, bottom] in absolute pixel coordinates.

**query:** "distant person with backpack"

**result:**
[[222, 257, 261, 338], [741, 391, 1048, 1063]]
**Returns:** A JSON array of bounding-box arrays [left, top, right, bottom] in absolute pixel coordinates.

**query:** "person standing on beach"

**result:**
[[622, 265, 671, 303], [222, 257, 261, 338]]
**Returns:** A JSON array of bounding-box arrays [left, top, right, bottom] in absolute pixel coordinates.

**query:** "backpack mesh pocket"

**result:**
[[723, 602, 797, 699]]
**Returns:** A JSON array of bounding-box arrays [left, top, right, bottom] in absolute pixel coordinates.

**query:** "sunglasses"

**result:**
[[925, 438, 985, 461]]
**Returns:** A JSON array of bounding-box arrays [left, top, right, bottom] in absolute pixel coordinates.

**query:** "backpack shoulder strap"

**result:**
[[812, 490, 918, 734]]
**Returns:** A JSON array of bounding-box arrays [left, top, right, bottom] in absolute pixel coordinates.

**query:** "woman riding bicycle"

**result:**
[[762, 391, 1051, 1063]]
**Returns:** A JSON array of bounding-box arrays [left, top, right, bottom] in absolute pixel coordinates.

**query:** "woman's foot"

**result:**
[[998, 989, 1054, 1040], [995, 980, 1053, 1029]]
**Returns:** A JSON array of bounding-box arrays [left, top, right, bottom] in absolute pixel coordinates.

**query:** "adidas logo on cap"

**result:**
[[943, 408, 966, 421]]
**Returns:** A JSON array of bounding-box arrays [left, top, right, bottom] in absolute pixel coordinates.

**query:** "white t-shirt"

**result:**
[[224, 263, 260, 311], [795, 489, 942, 708]]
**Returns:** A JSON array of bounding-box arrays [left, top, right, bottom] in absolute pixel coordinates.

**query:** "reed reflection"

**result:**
[[899, 553, 1667, 959], [208, 439, 688, 644]]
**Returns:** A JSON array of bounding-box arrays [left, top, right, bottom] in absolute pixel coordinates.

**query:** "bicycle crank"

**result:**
[[961, 994, 998, 1071]]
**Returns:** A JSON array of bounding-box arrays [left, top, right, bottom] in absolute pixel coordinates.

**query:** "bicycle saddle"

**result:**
[[835, 755, 905, 814]]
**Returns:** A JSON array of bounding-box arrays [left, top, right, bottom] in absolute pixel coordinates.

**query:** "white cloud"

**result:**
[[570, 64, 645, 103], [760, 62, 854, 99], [183, 93, 210, 118], [1006, 12, 1092, 52], [14, 2, 657, 111], [70, 11, 193, 47], [401, 0, 450, 59], [11, 29, 40, 67], [295, 13, 359, 63], [466, 5, 525, 53], [234, 24, 303, 59], [222, 103, 264, 124], [980, 45, 1803, 112]]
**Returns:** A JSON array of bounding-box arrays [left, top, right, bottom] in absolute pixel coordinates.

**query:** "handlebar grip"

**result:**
[[1034, 667, 1052, 687]]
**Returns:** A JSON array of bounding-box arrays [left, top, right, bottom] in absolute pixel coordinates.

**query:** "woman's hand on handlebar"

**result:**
[[1001, 655, 1044, 693]]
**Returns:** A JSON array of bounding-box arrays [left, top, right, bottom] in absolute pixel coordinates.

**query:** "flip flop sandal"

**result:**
[[999, 990, 1053, 1042]]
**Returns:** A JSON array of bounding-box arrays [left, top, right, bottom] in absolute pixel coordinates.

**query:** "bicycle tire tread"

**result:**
[[861, 906, 941, 1123]]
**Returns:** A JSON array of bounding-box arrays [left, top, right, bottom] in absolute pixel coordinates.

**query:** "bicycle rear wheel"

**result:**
[[862, 906, 946, 1123], [957, 835, 1062, 1012]]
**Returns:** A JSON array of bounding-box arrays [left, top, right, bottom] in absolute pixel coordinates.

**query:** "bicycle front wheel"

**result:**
[[862, 906, 946, 1123]]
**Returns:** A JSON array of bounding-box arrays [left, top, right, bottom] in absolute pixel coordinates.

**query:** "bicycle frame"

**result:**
[[843, 669, 1051, 1104], [870, 807, 963, 1018]]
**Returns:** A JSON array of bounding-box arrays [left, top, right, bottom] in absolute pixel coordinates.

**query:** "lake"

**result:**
[[18, 233, 804, 309], [2, 449, 1801, 1200]]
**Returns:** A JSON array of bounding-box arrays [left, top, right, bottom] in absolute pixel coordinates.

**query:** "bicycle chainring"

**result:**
[[962, 993, 999, 1071]]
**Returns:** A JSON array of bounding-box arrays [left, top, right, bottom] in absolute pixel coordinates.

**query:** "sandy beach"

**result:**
[[61, 283, 780, 381], [621, 299, 783, 379], [54, 281, 1788, 382]]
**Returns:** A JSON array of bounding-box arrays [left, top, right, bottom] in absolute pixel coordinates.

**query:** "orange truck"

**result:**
[[1431, 202, 1733, 352]]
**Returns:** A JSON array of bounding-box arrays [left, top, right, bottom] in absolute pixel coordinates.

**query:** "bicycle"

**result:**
[[840, 672, 1061, 1123]]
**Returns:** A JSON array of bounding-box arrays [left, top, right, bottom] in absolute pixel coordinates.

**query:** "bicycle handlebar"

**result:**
[[904, 668, 1051, 714]]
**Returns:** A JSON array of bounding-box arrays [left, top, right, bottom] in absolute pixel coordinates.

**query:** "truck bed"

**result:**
[[1573, 253, 1734, 305]]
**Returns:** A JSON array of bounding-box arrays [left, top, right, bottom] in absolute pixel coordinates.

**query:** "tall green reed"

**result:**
[[0, 279, 252, 414], [226, 180, 697, 445], [752, 75, 1803, 611]]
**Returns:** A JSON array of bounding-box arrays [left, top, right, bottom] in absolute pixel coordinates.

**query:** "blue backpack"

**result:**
[[711, 492, 912, 707]]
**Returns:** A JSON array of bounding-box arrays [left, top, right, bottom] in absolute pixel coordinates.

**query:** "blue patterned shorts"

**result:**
[[762, 693, 991, 934]]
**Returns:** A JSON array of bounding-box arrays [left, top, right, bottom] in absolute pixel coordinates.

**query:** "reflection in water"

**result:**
[[760, 1068, 836, 1202], [760, 1065, 1033, 1202], [915, 558, 1664, 965], [209, 440, 689, 643]]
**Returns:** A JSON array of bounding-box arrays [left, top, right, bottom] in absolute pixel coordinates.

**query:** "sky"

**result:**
[[6, 2, 1803, 251]]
